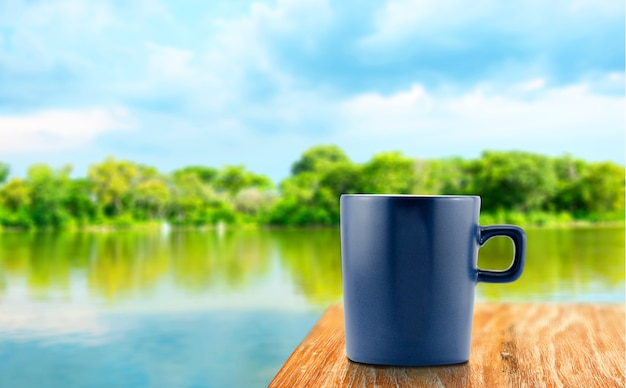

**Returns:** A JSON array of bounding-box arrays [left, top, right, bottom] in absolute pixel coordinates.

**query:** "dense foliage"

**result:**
[[0, 146, 623, 229]]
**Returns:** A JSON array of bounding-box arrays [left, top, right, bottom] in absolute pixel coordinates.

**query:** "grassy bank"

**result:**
[[1, 211, 623, 233]]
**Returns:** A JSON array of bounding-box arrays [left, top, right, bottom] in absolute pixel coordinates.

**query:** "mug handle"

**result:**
[[477, 225, 526, 284]]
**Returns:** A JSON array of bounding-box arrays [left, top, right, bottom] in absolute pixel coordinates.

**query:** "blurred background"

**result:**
[[0, 1, 623, 387]]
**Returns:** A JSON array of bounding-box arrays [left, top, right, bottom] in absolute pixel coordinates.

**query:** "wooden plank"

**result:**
[[270, 303, 625, 387]]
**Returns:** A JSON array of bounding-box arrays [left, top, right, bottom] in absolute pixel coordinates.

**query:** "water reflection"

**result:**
[[477, 227, 625, 301], [168, 230, 273, 292], [274, 228, 342, 305], [0, 227, 623, 305]]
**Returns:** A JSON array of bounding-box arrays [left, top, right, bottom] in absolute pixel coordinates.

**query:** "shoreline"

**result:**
[[0, 219, 623, 233]]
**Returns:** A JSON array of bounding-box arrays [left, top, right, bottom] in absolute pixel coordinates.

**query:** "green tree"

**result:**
[[316, 162, 363, 223], [269, 145, 362, 225], [26, 164, 73, 228], [361, 151, 416, 194], [168, 169, 236, 225], [269, 173, 320, 225], [0, 162, 9, 184], [172, 166, 218, 185], [169, 170, 212, 224], [213, 165, 273, 197], [576, 162, 625, 215], [413, 157, 471, 195], [0, 177, 32, 228], [0, 147, 622, 229], [233, 188, 277, 219], [88, 157, 139, 217], [471, 151, 557, 212], [291, 145, 351, 175], [63, 178, 98, 225], [269, 145, 359, 225], [551, 154, 588, 213], [0, 178, 30, 211], [134, 178, 171, 220], [127, 163, 172, 221]]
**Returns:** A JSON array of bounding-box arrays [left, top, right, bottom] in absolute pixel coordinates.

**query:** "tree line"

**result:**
[[0, 145, 623, 229]]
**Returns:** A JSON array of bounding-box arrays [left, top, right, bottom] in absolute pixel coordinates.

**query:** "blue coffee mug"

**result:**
[[340, 195, 526, 366]]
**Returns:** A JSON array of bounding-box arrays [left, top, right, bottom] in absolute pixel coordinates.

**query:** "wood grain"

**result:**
[[270, 303, 625, 388]]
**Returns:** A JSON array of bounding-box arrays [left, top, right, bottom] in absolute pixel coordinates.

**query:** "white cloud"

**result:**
[[0, 0, 117, 34], [341, 85, 436, 135], [516, 78, 546, 92], [147, 43, 195, 80], [0, 0, 622, 178], [360, 0, 496, 48], [338, 77, 625, 153], [0, 108, 136, 153], [360, 0, 623, 49], [567, 0, 624, 14], [199, 0, 333, 102]]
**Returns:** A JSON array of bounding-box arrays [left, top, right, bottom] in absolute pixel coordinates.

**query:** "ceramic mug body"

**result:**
[[340, 194, 525, 366]]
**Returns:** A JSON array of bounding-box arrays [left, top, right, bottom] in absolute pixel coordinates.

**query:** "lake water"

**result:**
[[0, 226, 623, 387]]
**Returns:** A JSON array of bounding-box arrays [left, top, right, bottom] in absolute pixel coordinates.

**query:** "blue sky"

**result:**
[[0, 0, 624, 182]]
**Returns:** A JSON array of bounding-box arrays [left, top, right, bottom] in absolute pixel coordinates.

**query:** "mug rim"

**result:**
[[341, 194, 480, 199]]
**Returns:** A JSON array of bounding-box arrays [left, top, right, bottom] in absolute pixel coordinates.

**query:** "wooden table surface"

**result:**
[[270, 303, 625, 387]]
